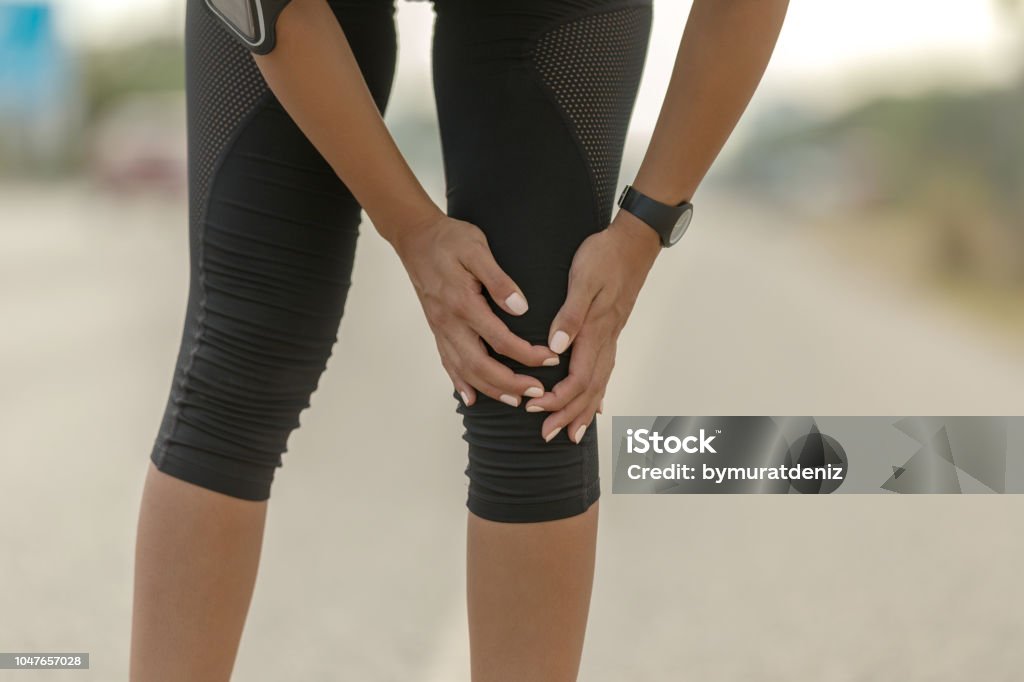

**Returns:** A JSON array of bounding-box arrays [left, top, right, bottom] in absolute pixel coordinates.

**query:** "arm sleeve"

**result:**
[[202, 0, 295, 54]]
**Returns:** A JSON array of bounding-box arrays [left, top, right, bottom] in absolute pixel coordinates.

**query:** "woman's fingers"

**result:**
[[402, 216, 573, 409], [524, 324, 604, 414], [547, 264, 601, 355], [453, 381, 476, 407], [541, 341, 615, 442], [452, 376, 477, 407], [440, 335, 512, 405], [464, 296, 559, 368], [445, 330, 545, 406], [563, 393, 604, 444], [439, 348, 477, 407], [458, 235, 531, 317]]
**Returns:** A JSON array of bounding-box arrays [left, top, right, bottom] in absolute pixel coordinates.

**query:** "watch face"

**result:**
[[668, 205, 693, 245]]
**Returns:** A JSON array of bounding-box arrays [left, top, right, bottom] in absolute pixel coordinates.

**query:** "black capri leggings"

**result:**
[[150, 0, 652, 523]]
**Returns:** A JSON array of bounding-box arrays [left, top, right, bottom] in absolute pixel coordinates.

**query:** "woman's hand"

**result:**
[[392, 214, 560, 408], [524, 210, 662, 443]]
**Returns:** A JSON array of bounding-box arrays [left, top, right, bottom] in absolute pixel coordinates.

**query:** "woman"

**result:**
[[131, 0, 788, 679]]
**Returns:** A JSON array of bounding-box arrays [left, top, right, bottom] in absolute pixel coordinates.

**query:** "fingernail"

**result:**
[[523, 386, 543, 398], [499, 394, 520, 407], [526, 405, 545, 413], [505, 292, 528, 315], [542, 357, 560, 367], [460, 390, 470, 405], [573, 424, 587, 443], [544, 426, 562, 442], [550, 330, 570, 354]]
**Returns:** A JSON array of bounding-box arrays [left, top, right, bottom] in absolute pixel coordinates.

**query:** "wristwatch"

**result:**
[[616, 184, 694, 248]]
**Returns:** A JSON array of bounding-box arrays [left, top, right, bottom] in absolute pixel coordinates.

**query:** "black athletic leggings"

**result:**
[[150, 0, 652, 523]]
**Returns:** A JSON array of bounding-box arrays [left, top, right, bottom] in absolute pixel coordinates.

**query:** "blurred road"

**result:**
[[1, 179, 1022, 681]]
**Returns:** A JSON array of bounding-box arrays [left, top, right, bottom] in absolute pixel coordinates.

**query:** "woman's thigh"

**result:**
[[431, 0, 653, 522], [149, 0, 398, 501]]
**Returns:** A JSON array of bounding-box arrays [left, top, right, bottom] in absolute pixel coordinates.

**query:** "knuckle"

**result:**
[[573, 270, 595, 290], [559, 311, 583, 331], [451, 356, 468, 375], [449, 294, 470, 318], [466, 355, 484, 375], [571, 265, 599, 290], [468, 237, 489, 258], [489, 335, 513, 357], [560, 377, 582, 397], [434, 305, 454, 326]]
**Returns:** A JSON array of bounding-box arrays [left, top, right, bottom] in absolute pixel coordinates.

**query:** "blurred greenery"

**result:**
[[725, 76, 1024, 290], [81, 38, 184, 125], [731, 80, 1024, 213], [720, 0, 1024, 300]]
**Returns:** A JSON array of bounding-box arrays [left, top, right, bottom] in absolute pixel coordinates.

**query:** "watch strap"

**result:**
[[617, 185, 688, 247]]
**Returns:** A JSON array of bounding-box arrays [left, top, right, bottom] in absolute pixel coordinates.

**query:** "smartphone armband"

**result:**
[[203, 0, 294, 54]]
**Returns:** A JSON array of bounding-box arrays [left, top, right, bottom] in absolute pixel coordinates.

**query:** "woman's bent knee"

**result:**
[[457, 392, 600, 523]]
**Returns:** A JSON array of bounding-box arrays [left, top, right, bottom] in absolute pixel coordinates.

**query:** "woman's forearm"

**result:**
[[626, 0, 788, 209], [251, 0, 443, 246]]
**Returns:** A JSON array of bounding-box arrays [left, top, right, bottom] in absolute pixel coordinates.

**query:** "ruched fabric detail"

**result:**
[[151, 0, 652, 522]]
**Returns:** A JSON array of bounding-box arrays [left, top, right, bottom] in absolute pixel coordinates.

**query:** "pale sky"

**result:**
[[57, 0, 1019, 132]]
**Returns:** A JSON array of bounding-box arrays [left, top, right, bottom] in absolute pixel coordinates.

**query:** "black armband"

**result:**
[[203, 0, 294, 54]]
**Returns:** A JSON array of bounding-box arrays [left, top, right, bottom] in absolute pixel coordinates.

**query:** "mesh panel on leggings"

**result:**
[[532, 6, 651, 222], [186, 1, 269, 226]]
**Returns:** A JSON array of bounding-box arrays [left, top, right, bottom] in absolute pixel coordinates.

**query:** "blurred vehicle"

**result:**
[[86, 91, 187, 197]]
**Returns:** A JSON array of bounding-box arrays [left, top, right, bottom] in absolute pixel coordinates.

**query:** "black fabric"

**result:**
[[151, 0, 652, 523]]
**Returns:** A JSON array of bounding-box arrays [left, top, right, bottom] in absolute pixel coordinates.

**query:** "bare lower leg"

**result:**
[[130, 461, 268, 682], [467, 501, 599, 682]]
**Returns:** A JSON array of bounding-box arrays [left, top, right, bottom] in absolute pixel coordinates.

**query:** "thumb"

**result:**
[[463, 241, 530, 316], [548, 272, 597, 354]]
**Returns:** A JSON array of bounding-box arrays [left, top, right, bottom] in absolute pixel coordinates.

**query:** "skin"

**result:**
[[130, 1, 788, 680], [131, 463, 266, 682], [466, 503, 599, 682]]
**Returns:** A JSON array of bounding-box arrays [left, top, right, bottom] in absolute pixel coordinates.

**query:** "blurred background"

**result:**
[[1, 1, 1023, 680]]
